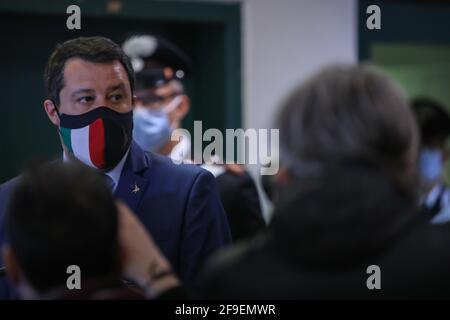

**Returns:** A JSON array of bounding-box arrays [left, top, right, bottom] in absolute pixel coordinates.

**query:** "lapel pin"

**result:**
[[131, 182, 140, 194]]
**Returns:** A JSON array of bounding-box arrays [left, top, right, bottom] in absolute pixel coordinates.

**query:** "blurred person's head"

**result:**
[[2, 162, 119, 299], [276, 64, 419, 202], [410, 97, 450, 190], [270, 64, 420, 266], [43, 36, 135, 171], [122, 35, 191, 154]]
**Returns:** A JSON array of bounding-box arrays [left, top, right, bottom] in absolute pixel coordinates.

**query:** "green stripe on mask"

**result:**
[[60, 127, 73, 153]]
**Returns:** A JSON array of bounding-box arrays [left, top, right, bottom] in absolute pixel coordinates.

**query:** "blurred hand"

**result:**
[[225, 163, 245, 176], [117, 201, 180, 297]]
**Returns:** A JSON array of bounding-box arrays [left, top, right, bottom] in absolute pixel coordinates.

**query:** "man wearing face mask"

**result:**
[[122, 35, 266, 243], [411, 97, 450, 223], [0, 36, 231, 298]]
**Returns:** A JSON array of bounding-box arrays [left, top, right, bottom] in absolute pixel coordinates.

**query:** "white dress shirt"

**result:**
[[63, 149, 129, 192]]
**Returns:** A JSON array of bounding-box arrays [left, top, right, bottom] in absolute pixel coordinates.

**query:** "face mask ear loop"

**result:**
[[53, 102, 69, 154], [54, 102, 70, 159], [53, 100, 61, 119]]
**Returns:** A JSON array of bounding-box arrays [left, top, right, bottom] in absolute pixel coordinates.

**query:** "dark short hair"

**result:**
[[410, 97, 450, 146], [277, 64, 419, 199], [6, 162, 118, 292], [44, 36, 135, 107]]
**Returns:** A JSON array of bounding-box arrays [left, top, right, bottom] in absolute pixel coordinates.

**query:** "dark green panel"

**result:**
[[358, 0, 450, 61], [223, 10, 242, 130], [0, 0, 239, 22]]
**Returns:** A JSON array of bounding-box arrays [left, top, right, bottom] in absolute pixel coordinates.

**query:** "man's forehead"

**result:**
[[63, 57, 129, 87]]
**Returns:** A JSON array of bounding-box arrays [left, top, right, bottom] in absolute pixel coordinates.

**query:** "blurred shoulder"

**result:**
[[0, 175, 22, 222], [203, 233, 270, 279], [0, 176, 21, 203]]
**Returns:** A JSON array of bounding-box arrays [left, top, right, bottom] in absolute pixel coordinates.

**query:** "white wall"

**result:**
[[241, 0, 358, 220], [185, 0, 358, 220], [242, 0, 357, 131]]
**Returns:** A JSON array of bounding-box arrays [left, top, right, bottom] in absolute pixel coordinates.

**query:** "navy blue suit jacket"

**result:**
[[0, 141, 231, 298]]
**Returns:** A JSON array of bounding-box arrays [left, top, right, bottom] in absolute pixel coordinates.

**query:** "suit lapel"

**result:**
[[114, 142, 150, 213]]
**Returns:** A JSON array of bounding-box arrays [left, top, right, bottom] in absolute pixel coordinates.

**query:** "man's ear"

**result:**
[[173, 95, 190, 121], [43, 99, 60, 126], [2, 246, 21, 286]]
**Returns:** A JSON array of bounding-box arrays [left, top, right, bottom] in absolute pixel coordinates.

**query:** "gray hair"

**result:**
[[277, 64, 419, 198]]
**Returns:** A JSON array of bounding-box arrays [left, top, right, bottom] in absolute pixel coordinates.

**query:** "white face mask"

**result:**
[[419, 147, 444, 183], [132, 96, 182, 152]]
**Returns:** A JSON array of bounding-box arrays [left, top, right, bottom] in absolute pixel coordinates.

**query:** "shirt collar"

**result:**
[[63, 149, 130, 192], [104, 149, 129, 192]]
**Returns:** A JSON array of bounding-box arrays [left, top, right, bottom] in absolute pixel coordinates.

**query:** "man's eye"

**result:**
[[78, 96, 94, 103], [110, 94, 123, 102]]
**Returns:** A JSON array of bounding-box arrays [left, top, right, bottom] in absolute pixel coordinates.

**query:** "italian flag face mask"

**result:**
[[59, 107, 133, 171]]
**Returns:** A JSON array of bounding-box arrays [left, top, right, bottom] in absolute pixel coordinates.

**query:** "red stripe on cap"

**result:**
[[89, 118, 105, 169]]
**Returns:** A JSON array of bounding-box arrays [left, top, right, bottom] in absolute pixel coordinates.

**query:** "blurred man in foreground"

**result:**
[[2, 162, 183, 299], [202, 64, 450, 299]]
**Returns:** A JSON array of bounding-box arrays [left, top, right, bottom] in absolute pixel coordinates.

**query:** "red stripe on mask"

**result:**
[[89, 118, 105, 169]]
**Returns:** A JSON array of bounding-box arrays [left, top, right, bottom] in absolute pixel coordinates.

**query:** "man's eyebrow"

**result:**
[[107, 83, 126, 93], [71, 88, 95, 99]]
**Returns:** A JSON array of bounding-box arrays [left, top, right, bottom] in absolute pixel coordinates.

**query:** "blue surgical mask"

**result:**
[[133, 108, 171, 152], [419, 147, 444, 182], [132, 96, 181, 152]]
